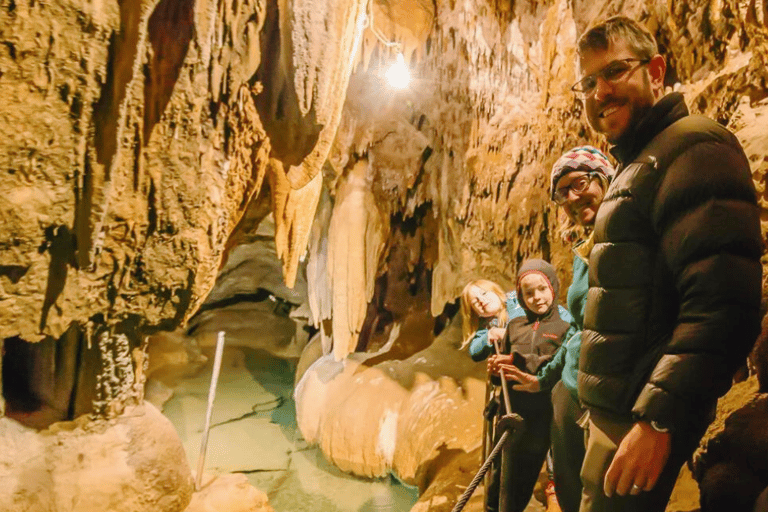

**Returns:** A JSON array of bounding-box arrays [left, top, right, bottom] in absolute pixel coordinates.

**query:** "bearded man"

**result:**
[[573, 16, 763, 512]]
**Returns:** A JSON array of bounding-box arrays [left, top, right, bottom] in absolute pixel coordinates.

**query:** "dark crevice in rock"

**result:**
[[433, 299, 460, 337], [2, 41, 16, 60], [2, 323, 96, 429], [73, 152, 94, 269], [92, 0, 144, 169], [356, 275, 393, 353], [143, 0, 195, 142], [132, 122, 142, 191], [0, 265, 29, 284], [540, 212, 551, 263], [187, 288, 297, 331], [147, 178, 158, 238], [152, 269, 196, 333], [38, 225, 77, 332], [254, 0, 323, 166]]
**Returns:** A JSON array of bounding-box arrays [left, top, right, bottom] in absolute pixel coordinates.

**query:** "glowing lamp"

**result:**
[[385, 53, 410, 89]]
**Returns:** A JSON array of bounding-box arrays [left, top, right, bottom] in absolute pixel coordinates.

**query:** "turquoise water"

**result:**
[[162, 346, 419, 512]]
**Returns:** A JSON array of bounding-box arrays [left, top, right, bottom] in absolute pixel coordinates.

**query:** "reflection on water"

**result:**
[[162, 346, 419, 512]]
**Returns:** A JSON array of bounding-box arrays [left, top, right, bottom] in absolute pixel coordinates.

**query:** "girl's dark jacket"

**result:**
[[501, 259, 573, 410], [581, 93, 763, 433]]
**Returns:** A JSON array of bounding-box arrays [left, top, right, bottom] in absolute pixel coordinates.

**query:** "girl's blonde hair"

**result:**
[[460, 279, 508, 349], [557, 172, 611, 243]]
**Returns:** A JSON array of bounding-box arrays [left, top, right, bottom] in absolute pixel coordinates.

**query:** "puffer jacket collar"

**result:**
[[610, 92, 689, 166]]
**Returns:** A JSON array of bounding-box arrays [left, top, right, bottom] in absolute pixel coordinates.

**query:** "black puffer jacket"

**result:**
[[580, 93, 763, 432], [505, 259, 570, 373], [504, 259, 572, 410]]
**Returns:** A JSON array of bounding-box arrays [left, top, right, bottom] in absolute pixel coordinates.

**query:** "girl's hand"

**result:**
[[487, 327, 506, 344], [499, 364, 541, 392], [487, 354, 513, 375]]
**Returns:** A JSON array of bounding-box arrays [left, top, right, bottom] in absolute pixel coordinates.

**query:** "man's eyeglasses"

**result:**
[[553, 172, 598, 205], [571, 58, 650, 97]]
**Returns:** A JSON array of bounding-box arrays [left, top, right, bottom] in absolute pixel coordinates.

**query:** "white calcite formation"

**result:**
[[295, 319, 486, 489]]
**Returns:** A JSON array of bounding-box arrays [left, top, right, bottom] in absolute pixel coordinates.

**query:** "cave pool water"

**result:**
[[161, 346, 420, 511]]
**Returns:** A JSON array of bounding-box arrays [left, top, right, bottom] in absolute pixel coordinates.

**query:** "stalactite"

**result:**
[[271, 160, 324, 288], [327, 160, 389, 360], [306, 187, 335, 353], [92, 332, 139, 419]]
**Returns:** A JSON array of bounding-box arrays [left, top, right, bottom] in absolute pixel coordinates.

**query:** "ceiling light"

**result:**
[[385, 53, 410, 89], [360, 0, 411, 89]]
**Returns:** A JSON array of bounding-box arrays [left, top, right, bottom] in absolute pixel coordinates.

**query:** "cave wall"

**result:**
[[0, 0, 368, 423], [0, 0, 365, 347]]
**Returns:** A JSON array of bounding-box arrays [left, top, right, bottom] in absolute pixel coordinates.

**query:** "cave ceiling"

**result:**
[[1, 0, 767, 360]]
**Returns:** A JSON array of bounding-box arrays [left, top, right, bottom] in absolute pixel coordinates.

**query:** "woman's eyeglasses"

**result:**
[[553, 173, 597, 204]]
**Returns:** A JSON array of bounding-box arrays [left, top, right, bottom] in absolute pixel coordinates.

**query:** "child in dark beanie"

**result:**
[[485, 259, 575, 512]]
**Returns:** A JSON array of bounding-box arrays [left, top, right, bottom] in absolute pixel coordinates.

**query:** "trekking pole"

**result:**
[[195, 331, 226, 490], [451, 413, 525, 512], [492, 338, 512, 414]]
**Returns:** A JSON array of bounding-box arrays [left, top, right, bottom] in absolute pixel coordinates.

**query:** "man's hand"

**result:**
[[487, 354, 513, 375], [603, 421, 671, 497], [499, 364, 541, 392]]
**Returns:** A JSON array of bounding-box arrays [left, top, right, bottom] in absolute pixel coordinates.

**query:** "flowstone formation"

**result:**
[[295, 318, 487, 498]]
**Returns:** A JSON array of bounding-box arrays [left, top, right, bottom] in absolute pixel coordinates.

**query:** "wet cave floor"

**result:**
[[161, 346, 420, 511]]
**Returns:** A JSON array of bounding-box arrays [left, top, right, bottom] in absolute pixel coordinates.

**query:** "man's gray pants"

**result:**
[[579, 411, 703, 512]]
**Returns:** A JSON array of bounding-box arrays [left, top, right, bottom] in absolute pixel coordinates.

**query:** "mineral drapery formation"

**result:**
[[0, 0, 365, 345], [0, 0, 366, 427]]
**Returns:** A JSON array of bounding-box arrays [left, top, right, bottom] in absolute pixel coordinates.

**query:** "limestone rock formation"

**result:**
[[4, 0, 768, 509], [295, 318, 485, 489], [692, 383, 768, 512], [0, 0, 367, 440], [692, 314, 768, 512], [3, 0, 768, 382], [185, 215, 310, 359], [0, 0, 365, 345], [185, 474, 274, 512], [0, 403, 193, 512]]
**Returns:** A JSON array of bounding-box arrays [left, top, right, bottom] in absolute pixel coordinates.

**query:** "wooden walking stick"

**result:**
[[195, 331, 226, 490]]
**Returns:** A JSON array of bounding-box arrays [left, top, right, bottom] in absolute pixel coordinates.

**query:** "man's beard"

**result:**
[[608, 101, 654, 145]]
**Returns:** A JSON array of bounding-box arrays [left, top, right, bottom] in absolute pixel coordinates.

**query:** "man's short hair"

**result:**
[[577, 16, 658, 61]]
